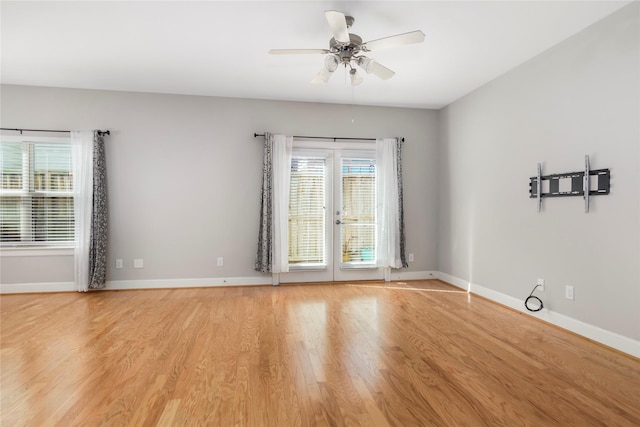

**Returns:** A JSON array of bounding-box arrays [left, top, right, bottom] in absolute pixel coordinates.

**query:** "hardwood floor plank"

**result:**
[[155, 399, 180, 426], [1, 280, 639, 426]]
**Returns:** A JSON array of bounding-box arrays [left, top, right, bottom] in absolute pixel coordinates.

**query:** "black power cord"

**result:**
[[525, 284, 544, 312]]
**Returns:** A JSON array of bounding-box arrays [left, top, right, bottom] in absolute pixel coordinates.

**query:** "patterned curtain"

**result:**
[[396, 139, 408, 268], [255, 133, 292, 274], [89, 131, 108, 288], [71, 130, 108, 291], [255, 133, 274, 272]]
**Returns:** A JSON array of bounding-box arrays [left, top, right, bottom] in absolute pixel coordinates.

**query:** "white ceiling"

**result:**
[[0, 1, 632, 109]]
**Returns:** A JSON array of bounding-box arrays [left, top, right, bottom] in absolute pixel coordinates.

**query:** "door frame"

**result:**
[[281, 148, 334, 283], [332, 149, 382, 281], [280, 140, 383, 284]]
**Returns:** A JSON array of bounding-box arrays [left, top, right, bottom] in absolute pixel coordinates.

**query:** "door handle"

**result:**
[[335, 220, 342, 225]]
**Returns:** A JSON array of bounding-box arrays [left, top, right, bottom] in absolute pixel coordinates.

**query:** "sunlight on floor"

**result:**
[[344, 283, 469, 293]]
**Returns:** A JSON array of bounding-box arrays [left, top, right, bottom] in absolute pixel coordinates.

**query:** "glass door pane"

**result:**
[[281, 151, 333, 283], [340, 157, 376, 266], [288, 156, 326, 267], [334, 154, 382, 282]]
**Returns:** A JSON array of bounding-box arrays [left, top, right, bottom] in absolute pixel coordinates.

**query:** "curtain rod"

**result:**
[[253, 133, 404, 143], [1, 127, 110, 136]]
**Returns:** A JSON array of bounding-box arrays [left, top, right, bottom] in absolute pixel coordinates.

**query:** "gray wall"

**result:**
[[0, 86, 439, 284], [438, 3, 639, 340]]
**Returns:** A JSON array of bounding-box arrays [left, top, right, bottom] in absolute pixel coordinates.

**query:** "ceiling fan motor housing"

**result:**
[[330, 34, 363, 64]]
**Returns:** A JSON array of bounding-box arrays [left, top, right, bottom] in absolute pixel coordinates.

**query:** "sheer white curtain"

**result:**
[[71, 131, 93, 292], [376, 138, 403, 270], [272, 134, 293, 273]]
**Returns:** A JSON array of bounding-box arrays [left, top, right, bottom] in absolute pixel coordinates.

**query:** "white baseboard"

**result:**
[[390, 270, 438, 281], [0, 276, 273, 294], [435, 272, 471, 291], [0, 272, 435, 294], [106, 276, 272, 290], [0, 281, 76, 293], [434, 272, 640, 358]]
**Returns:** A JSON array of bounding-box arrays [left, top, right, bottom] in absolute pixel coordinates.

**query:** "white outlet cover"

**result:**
[[133, 259, 144, 269], [565, 285, 575, 300]]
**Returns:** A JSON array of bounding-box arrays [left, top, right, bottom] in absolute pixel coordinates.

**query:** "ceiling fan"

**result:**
[[269, 10, 425, 86]]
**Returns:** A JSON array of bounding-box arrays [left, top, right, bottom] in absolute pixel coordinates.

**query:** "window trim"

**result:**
[[289, 263, 328, 272], [0, 246, 74, 257], [1, 135, 70, 144], [293, 139, 375, 151]]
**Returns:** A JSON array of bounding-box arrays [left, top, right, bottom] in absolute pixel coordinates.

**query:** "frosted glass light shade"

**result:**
[[311, 67, 333, 84], [356, 56, 374, 73], [349, 68, 363, 86], [324, 55, 339, 72]]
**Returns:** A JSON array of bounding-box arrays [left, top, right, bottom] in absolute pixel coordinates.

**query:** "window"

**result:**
[[0, 137, 74, 246]]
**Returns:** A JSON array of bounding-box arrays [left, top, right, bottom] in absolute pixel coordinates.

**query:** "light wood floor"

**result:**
[[1, 280, 639, 426]]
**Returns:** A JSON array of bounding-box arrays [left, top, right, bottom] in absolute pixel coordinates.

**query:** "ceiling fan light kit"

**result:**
[[310, 68, 332, 84], [357, 56, 373, 72], [269, 10, 425, 86], [325, 55, 339, 72], [349, 68, 363, 86]]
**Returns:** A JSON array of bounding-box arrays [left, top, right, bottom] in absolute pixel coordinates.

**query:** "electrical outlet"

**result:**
[[217, 257, 224, 267], [408, 253, 414, 262], [115, 259, 123, 269], [133, 259, 144, 269], [537, 278, 545, 291], [565, 285, 574, 300]]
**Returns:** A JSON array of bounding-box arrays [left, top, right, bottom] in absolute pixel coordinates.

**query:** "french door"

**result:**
[[281, 147, 383, 283]]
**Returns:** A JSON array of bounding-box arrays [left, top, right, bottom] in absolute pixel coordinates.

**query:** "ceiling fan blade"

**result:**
[[325, 10, 350, 44], [362, 30, 425, 51], [311, 66, 335, 84], [367, 61, 395, 80], [269, 49, 330, 55]]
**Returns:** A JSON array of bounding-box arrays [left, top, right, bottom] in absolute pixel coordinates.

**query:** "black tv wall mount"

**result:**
[[529, 155, 610, 213]]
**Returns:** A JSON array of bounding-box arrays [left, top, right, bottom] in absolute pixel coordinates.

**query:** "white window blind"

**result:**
[[0, 140, 74, 246], [288, 156, 326, 266], [341, 158, 376, 263]]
